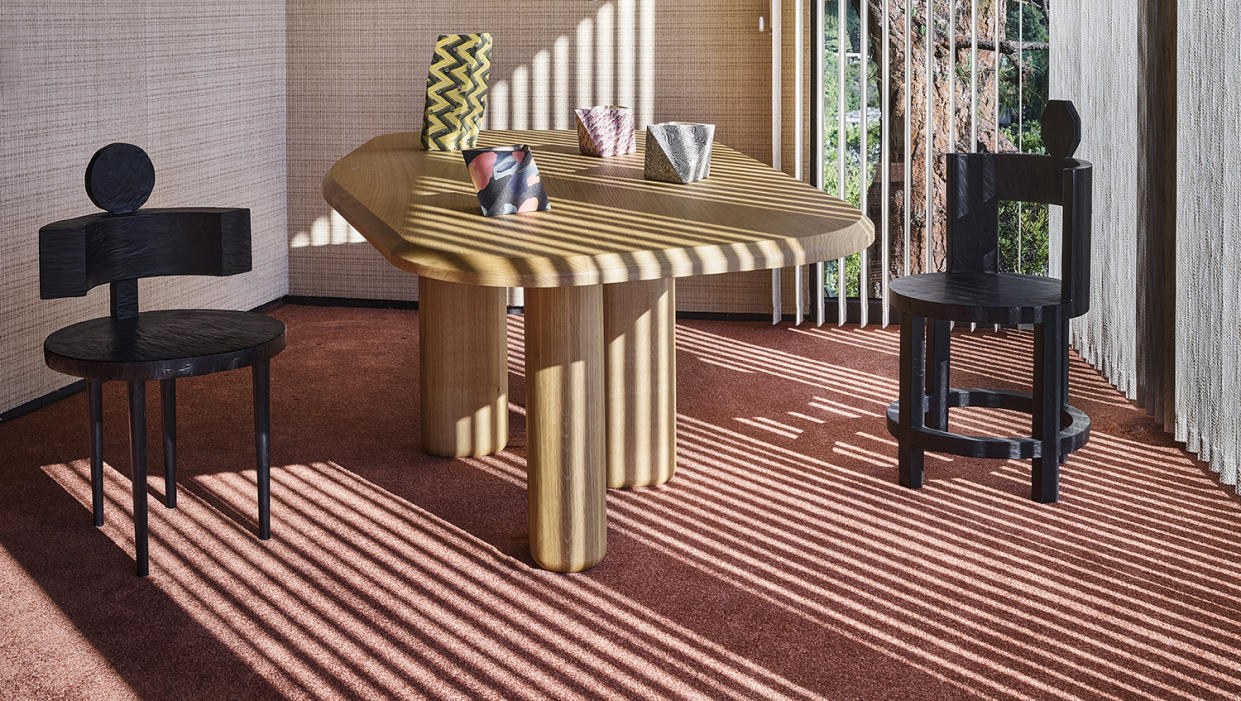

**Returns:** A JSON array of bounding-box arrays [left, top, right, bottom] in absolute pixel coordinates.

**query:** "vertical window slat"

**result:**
[[794, 0, 805, 326], [924, 0, 934, 274], [795, 265, 805, 325], [1018, 0, 1024, 271], [949, 0, 957, 154], [993, 0, 1001, 154], [771, 0, 783, 324], [969, 0, 979, 333], [794, 0, 804, 182], [837, 0, 848, 324], [993, 0, 1002, 332], [881, 0, 892, 327], [859, 0, 870, 327], [813, 0, 826, 326], [771, 269, 783, 323], [970, 0, 979, 149], [904, 0, 912, 279]]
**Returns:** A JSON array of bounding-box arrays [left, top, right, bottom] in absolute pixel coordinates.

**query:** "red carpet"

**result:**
[[2, 303, 1239, 699]]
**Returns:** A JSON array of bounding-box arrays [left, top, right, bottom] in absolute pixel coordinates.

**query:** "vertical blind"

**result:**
[[1174, 1, 1241, 489], [1048, 0, 1138, 400], [1043, 0, 1238, 492]]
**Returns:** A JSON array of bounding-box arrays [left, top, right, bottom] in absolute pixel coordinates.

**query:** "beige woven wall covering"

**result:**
[[0, 2, 289, 414], [286, 0, 788, 312]]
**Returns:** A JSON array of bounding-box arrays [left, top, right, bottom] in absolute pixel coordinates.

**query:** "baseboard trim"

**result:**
[[0, 380, 88, 424], [283, 295, 420, 310], [2, 294, 848, 421], [278, 294, 835, 323]]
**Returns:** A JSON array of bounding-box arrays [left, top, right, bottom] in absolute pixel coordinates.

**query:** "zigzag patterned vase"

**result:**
[[421, 33, 493, 151]]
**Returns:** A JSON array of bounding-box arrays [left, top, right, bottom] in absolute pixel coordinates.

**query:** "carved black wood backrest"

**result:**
[[39, 143, 252, 318], [945, 100, 1093, 318]]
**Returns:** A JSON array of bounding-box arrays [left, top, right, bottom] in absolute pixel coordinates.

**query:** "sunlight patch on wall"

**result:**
[[467, 1, 654, 134], [292, 211, 366, 248]]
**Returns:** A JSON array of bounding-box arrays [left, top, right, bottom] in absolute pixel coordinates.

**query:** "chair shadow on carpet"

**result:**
[[6, 305, 1241, 699]]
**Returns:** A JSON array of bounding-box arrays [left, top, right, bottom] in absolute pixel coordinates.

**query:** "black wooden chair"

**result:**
[[886, 100, 1092, 503], [40, 143, 286, 575]]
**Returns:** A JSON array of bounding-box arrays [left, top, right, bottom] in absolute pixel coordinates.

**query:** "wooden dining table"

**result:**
[[323, 129, 872, 572]]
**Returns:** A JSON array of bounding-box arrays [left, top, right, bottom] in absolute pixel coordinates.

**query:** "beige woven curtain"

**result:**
[[1175, 1, 1241, 488], [1048, 0, 1139, 400], [1052, 0, 1241, 492]]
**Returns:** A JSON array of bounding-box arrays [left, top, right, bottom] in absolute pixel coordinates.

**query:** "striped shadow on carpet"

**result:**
[[2, 304, 1240, 699]]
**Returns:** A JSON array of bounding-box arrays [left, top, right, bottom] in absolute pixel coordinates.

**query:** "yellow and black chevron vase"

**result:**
[[420, 33, 493, 151]]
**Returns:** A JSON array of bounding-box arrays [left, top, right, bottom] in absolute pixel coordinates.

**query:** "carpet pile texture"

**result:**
[[2, 304, 1239, 699]]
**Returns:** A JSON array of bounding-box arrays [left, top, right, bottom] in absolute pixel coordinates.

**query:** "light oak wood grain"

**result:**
[[603, 278, 676, 488], [418, 277, 508, 457], [524, 284, 606, 572], [324, 130, 874, 288], [325, 129, 875, 572]]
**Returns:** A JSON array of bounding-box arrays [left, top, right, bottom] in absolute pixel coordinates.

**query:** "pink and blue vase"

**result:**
[[462, 145, 551, 216]]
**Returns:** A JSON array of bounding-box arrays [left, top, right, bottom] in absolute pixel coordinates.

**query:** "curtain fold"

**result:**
[[1048, 0, 1138, 399], [1176, 0, 1241, 488], [1053, 0, 1241, 493]]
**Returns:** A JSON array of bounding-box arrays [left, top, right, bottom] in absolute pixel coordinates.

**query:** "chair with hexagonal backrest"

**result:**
[[886, 101, 1092, 504]]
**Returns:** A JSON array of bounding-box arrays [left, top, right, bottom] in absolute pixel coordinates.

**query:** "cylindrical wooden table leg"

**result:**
[[419, 277, 509, 457], [524, 285, 606, 572], [603, 278, 677, 488]]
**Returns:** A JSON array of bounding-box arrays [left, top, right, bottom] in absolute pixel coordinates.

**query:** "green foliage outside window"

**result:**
[[819, 1, 1051, 299]]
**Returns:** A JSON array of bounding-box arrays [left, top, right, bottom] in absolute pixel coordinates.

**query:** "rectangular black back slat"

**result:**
[[946, 152, 1092, 318], [1062, 167, 1092, 317], [39, 207, 250, 299], [947, 154, 1001, 275], [994, 154, 1069, 205]]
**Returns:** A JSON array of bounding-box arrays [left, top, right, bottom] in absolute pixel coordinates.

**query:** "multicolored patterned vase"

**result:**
[[462, 145, 551, 216], [574, 105, 636, 157], [643, 122, 715, 184], [421, 33, 493, 151]]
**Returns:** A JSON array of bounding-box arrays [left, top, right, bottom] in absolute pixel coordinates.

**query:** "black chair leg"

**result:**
[[898, 313, 926, 489], [87, 380, 104, 528], [1032, 311, 1063, 503], [128, 381, 149, 576], [926, 319, 951, 431], [1060, 314, 1070, 465], [161, 378, 176, 508], [253, 360, 271, 540]]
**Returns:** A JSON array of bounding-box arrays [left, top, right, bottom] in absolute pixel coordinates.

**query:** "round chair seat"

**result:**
[[45, 309, 286, 381], [889, 272, 1066, 325]]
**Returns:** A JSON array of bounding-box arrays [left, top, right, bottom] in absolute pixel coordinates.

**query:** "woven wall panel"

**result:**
[[286, 0, 779, 312], [0, 1, 288, 414]]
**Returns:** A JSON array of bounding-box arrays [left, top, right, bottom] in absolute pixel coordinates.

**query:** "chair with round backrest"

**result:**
[[39, 143, 286, 576], [886, 100, 1092, 503]]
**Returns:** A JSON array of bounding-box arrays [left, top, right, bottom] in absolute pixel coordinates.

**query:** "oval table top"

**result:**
[[323, 129, 873, 288]]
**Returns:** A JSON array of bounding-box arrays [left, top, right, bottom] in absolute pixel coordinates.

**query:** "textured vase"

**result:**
[[643, 122, 715, 184], [574, 105, 636, 157], [462, 145, 551, 216], [421, 33, 493, 151]]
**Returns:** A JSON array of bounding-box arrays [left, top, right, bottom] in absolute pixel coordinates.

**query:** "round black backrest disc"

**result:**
[[85, 143, 155, 214]]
